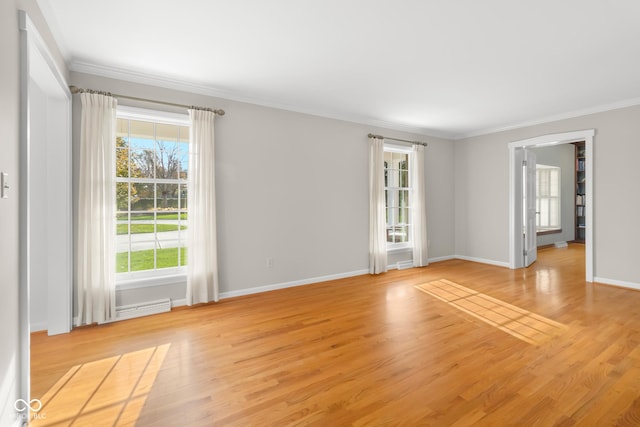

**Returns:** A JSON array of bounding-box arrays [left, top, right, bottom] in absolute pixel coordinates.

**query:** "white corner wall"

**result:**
[[69, 72, 456, 308], [454, 105, 640, 286]]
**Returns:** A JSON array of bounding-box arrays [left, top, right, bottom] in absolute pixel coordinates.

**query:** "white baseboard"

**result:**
[[593, 277, 640, 291], [130, 257, 513, 312], [454, 255, 510, 268], [428, 255, 456, 263], [171, 298, 186, 308], [218, 269, 370, 300], [30, 321, 47, 333]]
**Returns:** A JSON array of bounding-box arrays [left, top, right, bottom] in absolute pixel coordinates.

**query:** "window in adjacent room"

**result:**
[[384, 145, 412, 249], [536, 164, 561, 232], [115, 109, 189, 278]]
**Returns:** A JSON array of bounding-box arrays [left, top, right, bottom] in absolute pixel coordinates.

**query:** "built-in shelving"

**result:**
[[574, 141, 586, 243]]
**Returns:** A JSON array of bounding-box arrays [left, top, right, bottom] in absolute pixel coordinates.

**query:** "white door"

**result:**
[[523, 149, 537, 266]]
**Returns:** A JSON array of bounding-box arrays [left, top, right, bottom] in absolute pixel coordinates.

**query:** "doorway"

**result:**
[[508, 130, 594, 281], [19, 9, 73, 406]]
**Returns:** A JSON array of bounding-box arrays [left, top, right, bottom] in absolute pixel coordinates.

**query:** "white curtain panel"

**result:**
[[411, 145, 429, 267], [187, 109, 219, 304], [369, 137, 388, 274], [76, 92, 117, 325]]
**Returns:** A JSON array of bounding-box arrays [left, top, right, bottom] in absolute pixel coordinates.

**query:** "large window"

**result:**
[[536, 164, 561, 231], [115, 110, 189, 277], [384, 146, 411, 249]]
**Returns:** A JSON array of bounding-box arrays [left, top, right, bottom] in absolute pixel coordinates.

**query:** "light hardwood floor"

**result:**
[[30, 244, 640, 426]]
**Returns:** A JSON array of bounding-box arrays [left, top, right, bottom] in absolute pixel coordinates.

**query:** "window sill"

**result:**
[[116, 271, 187, 291], [387, 246, 413, 254], [537, 228, 562, 236]]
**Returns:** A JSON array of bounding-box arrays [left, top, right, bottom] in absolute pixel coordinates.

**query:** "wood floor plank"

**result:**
[[29, 244, 640, 425]]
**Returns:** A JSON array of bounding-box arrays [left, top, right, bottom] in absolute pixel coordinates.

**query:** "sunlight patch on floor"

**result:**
[[29, 343, 170, 426], [415, 279, 567, 345]]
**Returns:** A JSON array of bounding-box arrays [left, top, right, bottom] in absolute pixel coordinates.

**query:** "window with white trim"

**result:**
[[115, 109, 189, 279], [384, 145, 412, 249], [536, 164, 561, 231]]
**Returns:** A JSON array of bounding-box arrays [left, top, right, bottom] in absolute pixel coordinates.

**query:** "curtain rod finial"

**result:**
[[69, 85, 81, 94]]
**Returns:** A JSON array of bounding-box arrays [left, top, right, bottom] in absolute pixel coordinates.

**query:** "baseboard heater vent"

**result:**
[[116, 298, 171, 321], [397, 260, 414, 270], [554, 241, 568, 248]]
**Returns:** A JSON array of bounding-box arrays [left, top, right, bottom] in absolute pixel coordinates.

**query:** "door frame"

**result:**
[[508, 129, 594, 280], [19, 9, 72, 406]]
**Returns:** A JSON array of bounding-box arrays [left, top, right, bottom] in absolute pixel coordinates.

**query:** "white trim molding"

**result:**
[[508, 129, 595, 282], [593, 277, 640, 292], [454, 255, 510, 268], [218, 269, 370, 300]]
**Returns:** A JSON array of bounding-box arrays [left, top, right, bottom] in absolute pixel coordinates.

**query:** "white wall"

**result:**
[[530, 144, 575, 247], [70, 72, 456, 307], [454, 105, 640, 285], [28, 79, 48, 331]]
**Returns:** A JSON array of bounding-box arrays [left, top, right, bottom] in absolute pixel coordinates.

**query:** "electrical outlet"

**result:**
[[266, 257, 274, 269]]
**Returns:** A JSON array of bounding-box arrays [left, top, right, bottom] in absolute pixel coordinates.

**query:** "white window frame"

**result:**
[[384, 143, 413, 251], [115, 106, 190, 287], [535, 164, 561, 231]]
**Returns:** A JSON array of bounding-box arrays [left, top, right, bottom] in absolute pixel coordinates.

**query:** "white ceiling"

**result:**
[[38, 0, 640, 139]]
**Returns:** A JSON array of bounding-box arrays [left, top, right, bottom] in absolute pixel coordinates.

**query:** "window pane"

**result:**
[[116, 118, 129, 139], [179, 246, 188, 267], [398, 208, 410, 225], [156, 123, 178, 142], [156, 241, 180, 269], [178, 125, 189, 144], [180, 184, 188, 210], [130, 248, 156, 272], [384, 151, 393, 164], [549, 198, 559, 227], [550, 170, 559, 196], [131, 183, 154, 211], [386, 227, 395, 243], [156, 141, 180, 179], [116, 182, 129, 212], [398, 170, 408, 187], [129, 119, 154, 140], [390, 206, 400, 225], [116, 251, 129, 273], [398, 190, 410, 209], [116, 141, 130, 178], [392, 152, 408, 170], [178, 142, 189, 180], [130, 148, 155, 179], [157, 184, 179, 209], [396, 226, 409, 243], [387, 189, 398, 208]]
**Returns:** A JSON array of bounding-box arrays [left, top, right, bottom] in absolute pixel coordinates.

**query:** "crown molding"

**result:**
[[455, 97, 640, 140], [69, 60, 454, 141], [69, 59, 640, 142]]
